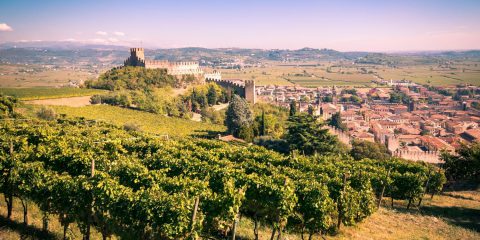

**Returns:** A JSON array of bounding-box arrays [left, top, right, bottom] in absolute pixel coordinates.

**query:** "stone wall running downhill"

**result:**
[[205, 76, 256, 104]]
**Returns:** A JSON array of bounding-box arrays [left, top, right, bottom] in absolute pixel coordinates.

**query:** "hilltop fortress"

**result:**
[[124, 48, 256, 103], [124, 48, 203, 76]]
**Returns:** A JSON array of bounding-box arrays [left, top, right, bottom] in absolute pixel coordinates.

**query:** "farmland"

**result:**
[[221, 61, 480, 87], [0, 87, 106, 100], [0, 64, 96, 88]]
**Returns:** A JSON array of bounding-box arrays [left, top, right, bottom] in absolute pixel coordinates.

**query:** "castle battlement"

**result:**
[[124, 48, 203, 76], [205, 74, 256, 103], [392, 149, 443, 164]]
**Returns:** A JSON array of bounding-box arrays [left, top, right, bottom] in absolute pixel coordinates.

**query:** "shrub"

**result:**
[[123, 122, 141, 132], [36, 106, 57, 121], [90, 95, 102, 104]]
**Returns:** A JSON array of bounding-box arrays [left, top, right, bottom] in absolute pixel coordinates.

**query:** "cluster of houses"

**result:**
[[256, 84, 480, 164]]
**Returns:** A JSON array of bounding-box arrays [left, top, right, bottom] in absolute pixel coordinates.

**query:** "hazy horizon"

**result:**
[[1, 0, 480, 52]]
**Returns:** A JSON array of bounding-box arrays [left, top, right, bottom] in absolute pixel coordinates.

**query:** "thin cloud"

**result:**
[[113, 31, 125, 36], [0, 23, 13, 31], [96, 31, 108, 36], [108, 38, 119, 43]]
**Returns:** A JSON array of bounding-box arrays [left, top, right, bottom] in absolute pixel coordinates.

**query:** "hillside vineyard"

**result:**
[[0, 118, 444, 239]]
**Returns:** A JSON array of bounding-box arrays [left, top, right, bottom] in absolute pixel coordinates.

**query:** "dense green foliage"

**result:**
[[389, 90, 411, 104], [252, 103, 289, 139], [285, 114, 342, 155], [328, 112, 347, 132], [442, 143, 480, 183], [0, 94, 18, 118], [0, 117, 445, 239], [350, 140, 390, 161], [225, 95, 254, 138], [0, 99, 447, 239], [91, 88, 190, 118], [289, 100, 298, 116], [48, 104, 225, 137], [86, 67, 177, 91]]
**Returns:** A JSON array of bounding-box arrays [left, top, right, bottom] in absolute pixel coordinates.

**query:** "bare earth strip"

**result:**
[[24, 96, 92, 107]]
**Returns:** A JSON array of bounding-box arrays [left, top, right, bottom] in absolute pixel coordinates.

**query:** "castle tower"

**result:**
[[124, 48, 146, 67], [245, 80, 256, 104], [386, 135, 400, 153], [130, 48, 145, 62]]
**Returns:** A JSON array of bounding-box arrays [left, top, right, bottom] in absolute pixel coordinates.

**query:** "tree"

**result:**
[[328, 112, 347, 132], [259, 111, 266, 136], [289, 100, 298, 116], [238, 125, 254, 142], [442, 143, 480, 183], [350, 140, 390, 161], [225, 95, 253, 138], [307, 105, 314, 115], [207, 85, 217, 106], [284, 114, 340, 155]]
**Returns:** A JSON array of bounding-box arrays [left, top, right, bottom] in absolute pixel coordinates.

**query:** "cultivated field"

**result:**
[[221, 61, 480, 87], [0, 64, 96, 88], [0, 87, 106, 100]]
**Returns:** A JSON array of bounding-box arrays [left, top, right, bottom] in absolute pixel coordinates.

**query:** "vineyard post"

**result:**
[[418, 169, 432, 207], [231, 212, 238, 240], [337, 173, 348, 231], [190, 196, 200, 239], [377, 168, 391, 209], [431, 169, 441, 199], [91, 159, 95, 177], [6, 140, 14, 219], [84, 158, 95, 240]]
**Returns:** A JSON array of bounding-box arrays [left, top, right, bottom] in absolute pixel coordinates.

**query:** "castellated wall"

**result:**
[[124, 48, 203, 76], [325, 126, 352, 147], [205, 76, 256, 104], [387, 135, 443, 164], [392, 150, 442, 164]]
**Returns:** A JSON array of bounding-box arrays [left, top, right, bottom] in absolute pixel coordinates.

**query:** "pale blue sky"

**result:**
[[0, 0, 479, 51]]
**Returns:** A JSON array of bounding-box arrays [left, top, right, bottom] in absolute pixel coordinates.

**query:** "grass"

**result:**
[[0, 87, 107, 100], [235, 191, 480, 240], [1, 191, 477, 240], [0, 195, 104, 240], [42, 104, 225, 138]]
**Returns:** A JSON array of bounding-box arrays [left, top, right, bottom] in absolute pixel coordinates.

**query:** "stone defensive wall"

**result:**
[[392, 150, 442, 164], [205, 75, 256, 103], [325, 126, 352, 147], [124, 48, 203, 76]]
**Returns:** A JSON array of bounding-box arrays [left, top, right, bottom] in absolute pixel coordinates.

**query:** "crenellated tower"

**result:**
[[245, 80, 256, 104], [124, 48, 146, 67]]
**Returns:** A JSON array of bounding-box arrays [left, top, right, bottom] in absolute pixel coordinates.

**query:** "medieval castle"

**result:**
[[124, 48, 203, 76], [124, 48, 256, 103]]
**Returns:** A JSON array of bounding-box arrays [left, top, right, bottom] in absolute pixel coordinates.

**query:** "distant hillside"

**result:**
[[1, 41, 479, 67]]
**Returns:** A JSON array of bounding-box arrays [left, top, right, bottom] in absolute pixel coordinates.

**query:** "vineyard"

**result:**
[[0, 116, 446, 240]]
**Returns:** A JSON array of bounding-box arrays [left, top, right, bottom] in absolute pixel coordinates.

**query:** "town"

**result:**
[[256, 82, 480, 163]]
